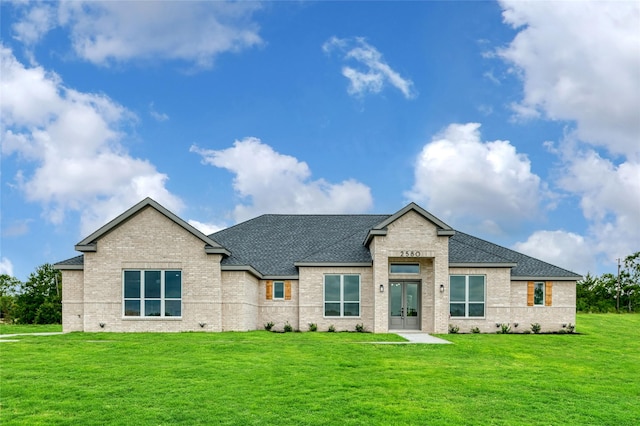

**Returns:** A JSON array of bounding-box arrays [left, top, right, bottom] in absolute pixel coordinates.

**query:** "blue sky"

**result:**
[[1, 1, 639, 281]]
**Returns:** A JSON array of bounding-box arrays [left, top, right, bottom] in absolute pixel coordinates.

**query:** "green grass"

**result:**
[[1, 314, 639, 425], [0, 323, 62, 334]]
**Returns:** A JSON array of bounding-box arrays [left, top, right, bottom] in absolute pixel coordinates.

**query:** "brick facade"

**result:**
[[58, 200, 577, 334]]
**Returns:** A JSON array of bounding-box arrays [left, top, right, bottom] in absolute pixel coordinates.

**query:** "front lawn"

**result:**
[[0, 323, 62, 334], [1, 314, 638, 425]]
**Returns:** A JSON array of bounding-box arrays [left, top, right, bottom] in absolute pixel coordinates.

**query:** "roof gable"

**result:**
[[364, 202, 454, 245], [74, 197, 229, 255]]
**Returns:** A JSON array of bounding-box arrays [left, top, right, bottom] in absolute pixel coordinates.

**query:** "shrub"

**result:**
[[264, 321, 275, 331], [448, 324, 460, 334], [327, 324, 336, 333], [355, 323, 366, 333], [308, 323, 317, 332], [471, 326, 480, 334], [531, 323, 541, 334], [567, 323, 575, 333], [283, 322, 293, 333], [558, 329, 567, 334], [499, 323, 511, 334]]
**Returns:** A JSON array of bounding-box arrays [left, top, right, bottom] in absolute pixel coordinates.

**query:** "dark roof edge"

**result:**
[[364, 202, 454, 245], [220, 265, 263, 279], [449, 262, 518, 268], [294, 262, 373, 268], [511, 276, 583, 281], [74, 197, 229, 255]]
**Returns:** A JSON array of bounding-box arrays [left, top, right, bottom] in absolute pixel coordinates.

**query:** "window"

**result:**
[[534, 282, 544, 306], [324, 274, 360, 317], [124, 270, 182, 317], [449, 275, 485, 318], [390, 263, 420, 274], [273, 281, 284, 300]]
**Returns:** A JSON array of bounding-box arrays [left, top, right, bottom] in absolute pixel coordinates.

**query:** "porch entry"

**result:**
[[389, 281, 420, 330]]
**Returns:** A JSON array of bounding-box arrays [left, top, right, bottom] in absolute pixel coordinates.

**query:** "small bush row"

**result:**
[[263, 321, 368, 333], [448, 322, 576, 334]]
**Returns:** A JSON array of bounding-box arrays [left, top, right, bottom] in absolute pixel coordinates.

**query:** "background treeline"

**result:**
[[577, 252, 639, 313], [0, 264, 61, 324]]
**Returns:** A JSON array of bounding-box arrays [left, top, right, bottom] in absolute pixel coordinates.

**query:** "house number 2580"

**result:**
[[400, 250, 420, 257]]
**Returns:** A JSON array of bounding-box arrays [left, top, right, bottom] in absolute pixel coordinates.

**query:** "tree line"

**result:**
[[577, 252, 640, 313], [0, 263, 61, 324]]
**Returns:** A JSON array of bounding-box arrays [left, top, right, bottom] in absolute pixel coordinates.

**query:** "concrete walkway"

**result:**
[[394, 332, 452, 344], [0, 332, 64, 342]]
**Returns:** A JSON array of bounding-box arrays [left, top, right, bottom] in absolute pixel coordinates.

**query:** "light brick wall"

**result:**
[[447, 267, 512, 333], [510, 280, 577, 333], [298, 267, 374, 332], [80, 206, 223, 332], [258, 279, 299, 331], [370, 210, 450, 333], [221, 271, 259, 331], [61, 270, 84, 332]]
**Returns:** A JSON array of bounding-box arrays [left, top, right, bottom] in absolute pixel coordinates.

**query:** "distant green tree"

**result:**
[[620, 252, 640, 312], [15, 264, 62, 324], [0, 274, 22, 323]]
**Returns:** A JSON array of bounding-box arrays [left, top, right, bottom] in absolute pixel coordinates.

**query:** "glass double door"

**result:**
[[389, 282, 420, 330]]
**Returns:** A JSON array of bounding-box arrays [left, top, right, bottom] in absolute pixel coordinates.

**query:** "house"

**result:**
[[55, 198, 581, 334]]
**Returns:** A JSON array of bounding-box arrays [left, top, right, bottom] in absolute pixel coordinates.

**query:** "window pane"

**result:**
[[450, 276, 466, 302], [450, 303, 466, 317], [343, 275, 360, 302], [145, 300, 161, 316], [324, 302, 341, 317], [124, 300, 140, 316], [469, 276, 485, 302], [534, 282, 544, 305], [165, 300, 181, 317], [324, 276, 340, 301], [165, 271, 181, 299], [274, 282, 284, 299], [343, 303, 360, 317], [468, 303, 485, 317], [124, 271, 141, 298], [390, 263, 420, 274], [145, 271, 161, 298]]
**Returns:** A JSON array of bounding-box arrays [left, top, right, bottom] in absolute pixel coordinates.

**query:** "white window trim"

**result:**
[[323, 274, 361, 318], [533, 281, 545, 306], [123, 270, 182, 318], [389, 263, 420, 274], [449, 275, 486, 318], [273, 281, 285, 300]]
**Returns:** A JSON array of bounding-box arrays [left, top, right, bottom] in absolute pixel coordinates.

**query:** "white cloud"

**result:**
[[498, 0, 640, 157], [0, 257, 14, 276], [187, 220, 225, 236], [513, 230, 594, 276], [191, 137, 373, 222], [11, 1, 263, 69], [149, 102, 169, 122], [1, 45, 182, 235], [406, 123, 545, 234], [497, 1, 640, 268], [323, 36, 416, 99]]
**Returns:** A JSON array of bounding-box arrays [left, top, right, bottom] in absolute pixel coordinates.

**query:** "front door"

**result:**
[[389, 282, 420, 330]]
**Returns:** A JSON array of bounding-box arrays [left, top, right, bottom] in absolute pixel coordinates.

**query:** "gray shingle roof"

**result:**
[[212, 214, 388, 276], [55, 203, 581, 280]]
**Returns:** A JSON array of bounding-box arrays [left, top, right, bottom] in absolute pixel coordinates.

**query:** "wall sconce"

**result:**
[[199, 322, 206, 328], [439, 284, 445, 293], [514, 323, 519, 328], [562, 323, 567, 328], [99, 322, 105, 328], [379, 284, 384, 293], [496, 323, 501, 328]]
